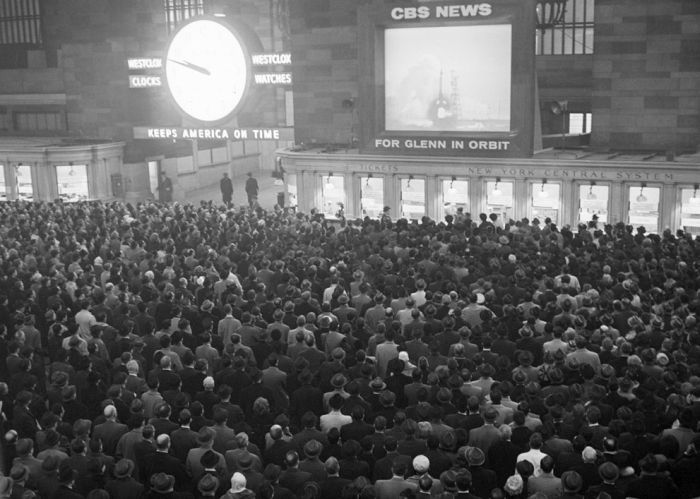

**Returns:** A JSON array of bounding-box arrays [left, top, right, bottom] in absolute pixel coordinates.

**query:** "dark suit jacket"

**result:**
[[143, 451, 188, 491], [340, 419, 374, 443], [93, 420, 128, 456], [278, 468, 313, 495], [50, 485, 85, 499], [319, 476, 352, 499], [171, 427, 199, 462]]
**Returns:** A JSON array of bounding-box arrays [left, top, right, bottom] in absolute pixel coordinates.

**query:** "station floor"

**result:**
[[186, 169, 285, 210]]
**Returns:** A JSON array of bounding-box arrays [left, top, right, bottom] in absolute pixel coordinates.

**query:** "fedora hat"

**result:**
[[369, 377, 386, 391], [330, 373, 347, 389], [151, 473, 175, 492], [198, 473, 219, 494], [197, 427, 215, 445], [113, 459, 134, 479]]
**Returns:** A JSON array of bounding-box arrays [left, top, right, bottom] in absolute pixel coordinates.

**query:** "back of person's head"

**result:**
[[540, 455, 554, 474]]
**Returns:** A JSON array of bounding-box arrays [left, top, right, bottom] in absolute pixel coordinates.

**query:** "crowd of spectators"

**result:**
[[0, 198, 698, 499]]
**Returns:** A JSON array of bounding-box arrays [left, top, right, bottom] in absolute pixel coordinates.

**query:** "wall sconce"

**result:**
[[492, 177, 502, 196], [448, 176, 457, 195], [636, 183, 647, 203], [691, 184, 700, 205], [586, 182, 597, 200]]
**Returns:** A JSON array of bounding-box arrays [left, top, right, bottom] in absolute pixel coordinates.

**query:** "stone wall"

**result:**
[[591, 0, 700, 152]]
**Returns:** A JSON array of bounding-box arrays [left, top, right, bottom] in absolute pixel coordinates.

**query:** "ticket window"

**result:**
[[628, 185, 660, 234], [322, 174, 345, 218], [486, 180, 513, 226], [441, 178, 469, 222], [680, 186, 700, 236], [360, 176, 384, 219], [530, 181, 561, 226], [15, 164, 33, 201], [0, 166, 7, 201], [578, 184, 609, 226], [56, 164, 89, 202], [400, 177, 425, 220]]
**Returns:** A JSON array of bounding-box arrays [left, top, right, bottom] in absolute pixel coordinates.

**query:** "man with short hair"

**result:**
[[516, 432, 550, 477], [527, 455, 562, 498]]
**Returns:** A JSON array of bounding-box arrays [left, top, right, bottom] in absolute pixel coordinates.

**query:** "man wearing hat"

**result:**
[[298, 439, 326, 483], [560, 470, 584, 498], [332, 293, 357, 327], [9, 464, 29, 499], [105, 459, 144, 499], [186, 427, 226, 483], [198, 449, 231, 498], [149, 472, 194, 499], [322, 372, 350, 411], [234, 451, 264, 494], [196, 472, 220, 498], [464, 446, 497, 499]]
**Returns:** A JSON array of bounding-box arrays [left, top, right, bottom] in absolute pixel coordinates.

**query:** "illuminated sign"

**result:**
[[128, 75, 162, 88], [359, 0, 536, 158], [133, 126, 295, 141], [127, 58, 163, 70], [389, 3, 493, 20], [251, 53, 292, 65], [254, 73, 293, 85]]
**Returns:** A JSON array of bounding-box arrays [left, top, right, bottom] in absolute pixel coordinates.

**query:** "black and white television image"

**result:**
[[384, 24, 512, 133]]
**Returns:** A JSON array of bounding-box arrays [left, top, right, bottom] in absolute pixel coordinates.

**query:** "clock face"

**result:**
[[165, 18, 250, 123]]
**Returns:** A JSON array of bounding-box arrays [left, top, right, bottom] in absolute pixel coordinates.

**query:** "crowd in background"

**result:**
[[0, 198, 698, 499]]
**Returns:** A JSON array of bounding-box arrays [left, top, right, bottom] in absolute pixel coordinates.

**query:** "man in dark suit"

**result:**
[[374, 437, 413, 481], [92, 404, 128, 457], [467, 408, 502, 455], [319, 457, 352, 499], [278, 451, 312, 496], [143, 434, 188, 491], [105, 458, 144, 499], [291, 412, 329, 452], [340, 406, 374, 443], [150, 403, 180, 437], [375, 461, 416, 499], [171, 409, 199, 463]]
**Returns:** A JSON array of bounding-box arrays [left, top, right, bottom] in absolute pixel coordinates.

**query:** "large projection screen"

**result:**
[[384, 24, 512, 133]]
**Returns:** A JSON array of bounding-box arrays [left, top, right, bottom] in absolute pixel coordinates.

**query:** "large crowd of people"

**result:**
[[0, 197, 698, 499]]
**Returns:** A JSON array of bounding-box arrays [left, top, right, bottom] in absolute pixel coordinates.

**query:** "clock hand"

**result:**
[[168, 58, 211, 76]]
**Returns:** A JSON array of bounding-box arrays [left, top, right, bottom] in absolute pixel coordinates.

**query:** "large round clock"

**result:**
[[165, 17, 251, 123]]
